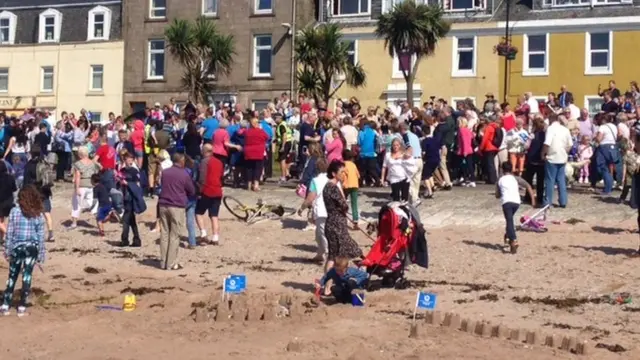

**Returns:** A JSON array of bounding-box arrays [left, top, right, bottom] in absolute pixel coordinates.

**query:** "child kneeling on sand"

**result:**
[[315, 256, 368, 303], [496, 162, 535, 254]]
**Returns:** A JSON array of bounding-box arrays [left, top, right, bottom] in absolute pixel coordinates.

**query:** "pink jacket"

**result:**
[[326, 137, 344, 163], [457, 127, 474, 157]]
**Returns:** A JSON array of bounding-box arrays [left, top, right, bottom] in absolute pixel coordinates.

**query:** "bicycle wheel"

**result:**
[[223, 196, 249, 221]]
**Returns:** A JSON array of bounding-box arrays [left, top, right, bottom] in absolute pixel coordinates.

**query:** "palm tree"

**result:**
[[375, 1, 450, 104], [165, 17, 234, 104], [295, 23, 366, 104]]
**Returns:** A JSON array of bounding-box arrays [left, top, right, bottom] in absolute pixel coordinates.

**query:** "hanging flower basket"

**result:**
[[493, 42, 518, 60]]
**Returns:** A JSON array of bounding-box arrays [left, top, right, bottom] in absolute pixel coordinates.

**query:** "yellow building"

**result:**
[[334, 23, 501, 109], [0, 2, 124, 121], [0, 42, 124, 121], [499, 16, 640, 114]]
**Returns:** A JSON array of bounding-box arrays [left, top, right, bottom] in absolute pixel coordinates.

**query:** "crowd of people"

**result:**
[[1, 77, 640, 312]]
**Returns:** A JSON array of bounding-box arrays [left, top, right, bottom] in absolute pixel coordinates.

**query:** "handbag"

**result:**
[[296, 184, 307, 198]]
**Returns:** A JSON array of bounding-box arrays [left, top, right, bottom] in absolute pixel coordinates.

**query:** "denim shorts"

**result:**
[[134, 150, 144, 159]]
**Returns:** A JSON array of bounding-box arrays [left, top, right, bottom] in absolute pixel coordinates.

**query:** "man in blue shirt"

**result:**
[[357, 121, 380, 186], [199, 108, 219, 144], [297, 112, 320, 171], [400, 122, 423, 205]]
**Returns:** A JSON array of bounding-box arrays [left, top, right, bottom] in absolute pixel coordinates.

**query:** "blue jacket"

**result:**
[[358, 126, 377, 158], [299, 155, 318, 188], [122, 167, 146, 214], [320, 267, 368, 289], [260, 120, 273, 147]]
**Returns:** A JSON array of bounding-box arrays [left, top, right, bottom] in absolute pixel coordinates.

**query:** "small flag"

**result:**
[[412, 291, 437, 321]]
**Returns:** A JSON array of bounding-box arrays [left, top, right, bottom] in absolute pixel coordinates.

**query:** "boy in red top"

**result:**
[[195, 156, 224, 245], [479, 118, 503, 185], [241, 118, 269, 191]]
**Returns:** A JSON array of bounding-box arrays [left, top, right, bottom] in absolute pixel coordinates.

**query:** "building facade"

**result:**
[[321, 0, 640, 111], [122, 0, 316, 113], [497, 0, 640, 115], [321, 0, 502, 109], [0, 0, 124, 121]]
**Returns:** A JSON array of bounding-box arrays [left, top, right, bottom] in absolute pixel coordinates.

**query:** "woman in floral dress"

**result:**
[[323, 160, 363, 270]]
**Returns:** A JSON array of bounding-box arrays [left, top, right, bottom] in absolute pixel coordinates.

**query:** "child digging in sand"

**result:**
[[496, 162, 535, 254], [315, 256, 368, 303]]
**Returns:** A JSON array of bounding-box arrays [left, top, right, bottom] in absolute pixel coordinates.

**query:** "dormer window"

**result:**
[[88, 6, 112, 41], [443, 0, 485, 12], [39, 9, 62, 43], [0, 11, 17, 45]]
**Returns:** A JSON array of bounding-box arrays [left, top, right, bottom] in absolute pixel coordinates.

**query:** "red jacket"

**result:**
[[243, 127, 269, 160], [202, 156, 224, 198], [479, 122, 500, 153]]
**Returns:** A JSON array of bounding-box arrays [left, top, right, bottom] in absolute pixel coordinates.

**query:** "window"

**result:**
[[41, 66, 54, 92], [543, 0, 630, 6], [38, 9, 62, 43], [585, 96, 604, 117], [253, 35, 272, 77], [392, 51, 417, 79], [382, 0, 426, 13], [148, 39, 165, 80], [91, 112, 102, 123], [346, 40, 357, 66], [88, 6, 112, 41], [523, 34, 549, 76], [150, 0, 166, 18], [130, 102, 147, 113], [585, 31, 612, 75], [90, 65, 104, 91], [255, 0, 273, 14], [0, 11, 16, 45], [451, 97, 476, 108], [253, 100, 270, 111], [452, 36, 476, 77], [0, 68, 7, 92], [332, 0, 370, 16], [443, 0, 485, 11], [202, 0, 218, 15]]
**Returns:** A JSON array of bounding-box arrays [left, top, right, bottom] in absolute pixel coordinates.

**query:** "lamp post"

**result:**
[[502, 0, 511, 102]]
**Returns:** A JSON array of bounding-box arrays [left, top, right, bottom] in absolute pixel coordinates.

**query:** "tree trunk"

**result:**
[[406, 73, 414, 106]]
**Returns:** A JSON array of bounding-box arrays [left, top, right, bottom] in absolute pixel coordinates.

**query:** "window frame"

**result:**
[[90, 65, 104, 92], [88, 6, 112, 41], [0, 11, 17, 45], [41, 66, 54, 93], [382, 0, 426, 13], [584, 95, 604, 117], [252, 34, 273, 78], [335, 40, 358, 81], [584, 31, 613, 75], [392, 51, 417, 79], [149, 0, 167, 19], [252, 100, 271, 111], [0, 68, 8, 93], [38, 8, 62, 44], [450, 97, 477, 108], [543, 0, 631, 7], [443, 0, 486, 12], [147, 39, 166, 80], [254, 0, 273, 14], [522, 33, 549, 77], [451, 36, 477, 78], [202, 0, 218, 16], [91, 112, 102, 124], [331, 0, 371, 17]]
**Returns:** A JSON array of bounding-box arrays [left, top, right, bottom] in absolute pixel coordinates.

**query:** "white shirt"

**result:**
[[544, 121, 573, 164], [568, 104, 580, 120], [383, 153, 416, 184], [498, 174, 524, 205], [340, 125, 358, 149], [598, 123, 617, 145], [310, 173, 329, 218], [160, 159, 173, 170], [617, 122, 630, 140], [287, 115, 300, 127], [527, 98, 540, 114], [499, 128, 507, 150]]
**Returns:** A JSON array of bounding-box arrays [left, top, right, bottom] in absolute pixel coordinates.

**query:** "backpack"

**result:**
[[36, 158, 55, 187], [492, 126, 504, 148]]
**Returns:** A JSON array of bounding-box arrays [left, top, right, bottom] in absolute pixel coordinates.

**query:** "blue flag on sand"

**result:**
[[223, 274, 247, 295], [416, 292, 437, 310]]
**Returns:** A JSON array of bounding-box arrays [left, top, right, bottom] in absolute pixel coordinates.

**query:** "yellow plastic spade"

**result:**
[[123, 294, 136, 312]]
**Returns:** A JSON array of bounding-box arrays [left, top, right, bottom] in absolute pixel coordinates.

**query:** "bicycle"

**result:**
[[222, 196, 296, 225]]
